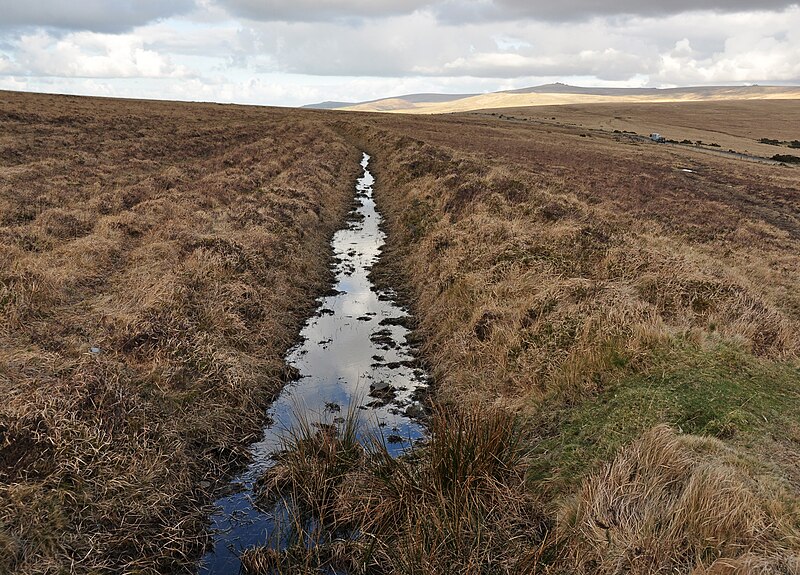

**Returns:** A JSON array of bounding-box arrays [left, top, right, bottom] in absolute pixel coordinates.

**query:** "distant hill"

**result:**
[[304, 92, 475, 111], [503, 83, 662, 96], [302, 101, 355, 110], [311, 84, 800, 114]]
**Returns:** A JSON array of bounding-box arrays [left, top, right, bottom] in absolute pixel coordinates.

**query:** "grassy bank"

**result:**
[[331, 112, 800, 572], [0, 92, 359, 572]]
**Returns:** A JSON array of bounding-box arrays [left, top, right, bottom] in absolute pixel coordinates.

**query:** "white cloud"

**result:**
[[0, 53, 12, 73], [9, 30, 191, 78], [0, 2, 798, 106], [656, 35, 800, 85]]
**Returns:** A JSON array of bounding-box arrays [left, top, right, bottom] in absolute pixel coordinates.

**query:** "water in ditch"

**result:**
[[197, 153, 428, 573]]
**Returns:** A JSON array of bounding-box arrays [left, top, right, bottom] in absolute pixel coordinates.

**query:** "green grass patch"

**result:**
[[528, 340, 800, 494]]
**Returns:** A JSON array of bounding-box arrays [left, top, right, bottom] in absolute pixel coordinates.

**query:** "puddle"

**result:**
[[197, 153, 428, 573]]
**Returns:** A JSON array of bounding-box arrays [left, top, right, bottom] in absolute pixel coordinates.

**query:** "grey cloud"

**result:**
[[218, 0, 429, 22], [440, 0, 800, 22], [239, 8, 800, 85], [245, 15, 483, 76], [433, 50, 652, 80], [0, 0, 196, 32], [216, 0, 799, 23]]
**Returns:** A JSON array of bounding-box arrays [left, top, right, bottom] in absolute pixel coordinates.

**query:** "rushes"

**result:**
[[256, 402, 364, 524], [356, 407, 544, 575], [244, 406, 545, 575]]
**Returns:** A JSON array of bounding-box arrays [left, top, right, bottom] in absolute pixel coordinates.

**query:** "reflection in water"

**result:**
[[198, 153, 428, 573]]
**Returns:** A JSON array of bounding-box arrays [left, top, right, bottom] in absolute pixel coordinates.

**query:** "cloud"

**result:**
[[431, 48, 649, 80], [654, 34, 800, 85], [8, 30, 191, 78], [0, 0, 195, 33], [0, 0, 799, 107], [471, 0, 800, 22], [237, 7, 800, 85], [217, 0, 429, 22], [213, 0, 800, 23]]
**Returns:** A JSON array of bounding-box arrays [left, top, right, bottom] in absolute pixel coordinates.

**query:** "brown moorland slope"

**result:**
[[475, 99, 800, 160], [0, 91, 360, 572], [340, 85, 800, 114], [322, 100, 800, 573]]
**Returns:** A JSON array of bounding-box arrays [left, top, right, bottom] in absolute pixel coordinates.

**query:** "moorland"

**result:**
[[1, 89, 799, 574]]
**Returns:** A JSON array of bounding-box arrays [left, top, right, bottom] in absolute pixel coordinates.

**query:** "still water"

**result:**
[[197, 153, 428, 573]]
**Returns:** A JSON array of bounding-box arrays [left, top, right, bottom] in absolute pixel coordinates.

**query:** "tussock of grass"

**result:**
[[557, 425, 800, 574], [255, 403, 364, 524], [244, 407, 544, 574], [350, 408, 545, 574]]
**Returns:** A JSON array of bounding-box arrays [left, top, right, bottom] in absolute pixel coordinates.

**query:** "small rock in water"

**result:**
[[370, 329, 397, 349], [369, 380, 397, 405], [387, 434, 404, 444], [372, 380, 391, 392], [379, 316, 413, 328], [325, 402, 341, 413], [405, 402, 426, 419]]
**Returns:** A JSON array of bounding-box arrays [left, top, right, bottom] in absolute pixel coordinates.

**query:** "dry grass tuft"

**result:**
[[255, 403, 364, 525], [557, 425, 800, 574], [351, 408, 546, 575], [246, 407, 545, 574]]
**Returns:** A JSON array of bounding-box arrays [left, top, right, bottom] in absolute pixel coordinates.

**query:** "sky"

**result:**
[[0, 0, 799, 107]]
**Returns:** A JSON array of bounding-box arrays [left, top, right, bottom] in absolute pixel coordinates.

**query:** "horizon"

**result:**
[[3, 80, 800, 111], [1, 1, 799, 107]]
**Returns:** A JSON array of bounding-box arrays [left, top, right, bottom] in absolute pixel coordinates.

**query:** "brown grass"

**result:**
[[243, 407, 544, 575], [557, 425, 800, 574], [0, 91, 359, 572], [334, 99, 800, 572], [3, 90, 800, 573], [354, 125, 800, 408]]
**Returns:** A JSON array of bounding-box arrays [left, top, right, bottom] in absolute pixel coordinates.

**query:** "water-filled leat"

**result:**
[[197, 153, 428, 573]]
